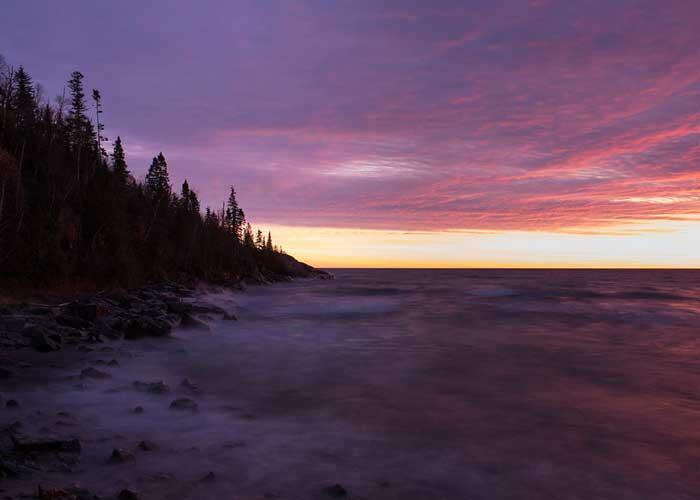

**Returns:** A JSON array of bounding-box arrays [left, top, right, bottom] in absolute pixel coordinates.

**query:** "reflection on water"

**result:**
[[5, 269, 700, 499]]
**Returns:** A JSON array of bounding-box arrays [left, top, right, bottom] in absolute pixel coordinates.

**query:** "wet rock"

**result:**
[[78, 345, 95, 352], [180, 312, 210, 331], [198, 471, 217, 482], [138, 440, 157, 451], [118, 489, 140, 500], [109, 447, 135, 464], [222, 311, 237, 321], [132, 406, 144, 414], [80, 367, 112, 379], [56, 312, 92, 329], [66, 301, 110, 322], [35, 486, 101, 500], [133, 380, 170, 394], [321, 484, 348, 497], [108, 359, 119, 366], [178, 378, 201, 394], [123, 316, 171, 339], [0, 367, 13, 378], [25, 324, 63, 352], [4, 420, 23, 433], [6, 399, 19, 408], [169, 397, 199, 412], [11, 435, 82, 453]]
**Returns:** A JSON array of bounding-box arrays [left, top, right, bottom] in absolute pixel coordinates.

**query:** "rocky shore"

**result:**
[[0, 271, 345, 500]]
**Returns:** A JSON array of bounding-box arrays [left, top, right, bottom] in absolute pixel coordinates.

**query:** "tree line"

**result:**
[[0, 55, 288, 289]]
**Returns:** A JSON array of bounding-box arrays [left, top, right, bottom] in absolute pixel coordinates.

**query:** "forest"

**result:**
[[0, 55, 303, 290]]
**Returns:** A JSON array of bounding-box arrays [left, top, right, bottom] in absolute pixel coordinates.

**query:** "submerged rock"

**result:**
[[12, 435, 82, 454], [169, 397, 199, 412], [138, 440, 158, 451], [80, 367, 111, 379], [132, 406, 144, 414], [133, 380, 170, 394], [321, 484, 348, 497], [198, 471, 217, 482], [178, 378, 201, 394], [109, 447, 135, 464], [118, 489, 140, 500], [6, 399, 19, 408]]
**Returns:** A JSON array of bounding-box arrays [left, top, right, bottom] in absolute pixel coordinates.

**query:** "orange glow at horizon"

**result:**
[[263, 220, 700, 269]]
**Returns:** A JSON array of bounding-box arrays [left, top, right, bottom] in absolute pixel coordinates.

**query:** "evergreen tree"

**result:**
[[255, 229, 264, 249], [111, 136, 129, 183], [243, 223, 254, 247], [189, 190, 200, 213], [225, 186, 242, 240], [92, 89, 106, 159], [67, 71, 89, 146], [145, 152, 170, 199], [266, 232, 273, 252], [12, 66, 36, 132], [181, 180, 190, 210]]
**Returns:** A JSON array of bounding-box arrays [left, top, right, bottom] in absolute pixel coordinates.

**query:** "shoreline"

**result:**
[[0, 274, 332, 499]]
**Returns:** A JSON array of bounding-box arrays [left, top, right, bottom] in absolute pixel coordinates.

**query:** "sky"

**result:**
[[3, 0, 700, 267]]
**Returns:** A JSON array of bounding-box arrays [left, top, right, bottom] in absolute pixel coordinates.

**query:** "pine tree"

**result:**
[[92, 89, 106, 159], [181, 180, 190, 210], [145, 152, 170, 199], [255, 229, 264, 249], [225, 186, 242, 240], [266, 231, 273, 252], [12, 66, 36, 132], [189, 190, 200, 213], [67, 71, 89, 147], [111, 136, 129, 184], [243, 223, 254, 247]]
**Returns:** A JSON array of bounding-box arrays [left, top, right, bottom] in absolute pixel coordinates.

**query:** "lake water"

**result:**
[[4, 269, 700, 499]]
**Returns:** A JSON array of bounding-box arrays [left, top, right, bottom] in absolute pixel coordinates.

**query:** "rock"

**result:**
[[169, 398, 199, 412], [25, 324, 63, 352], [133, 380, 170, 394], [186, 301, 225, 314], [11, 435, 82, 453], [138, 440, 157, 451], [198, 471, 217, 482], [78, 345, 94, 352], [109, 448, 135, 464], [178, 378, 200, 394], [80, 367, 111, 379], [56, 313, 92, 329], [108, 359, 119, 366], [222, 311, 237, 321], [132, 406, 144, 414], [123, 316, 171, 339], [0, 367, 13, 379], [66, 301, 110, 322], [4, 420, 23, 433], [321, 484, 348, 497], [6, 399, 19, 408], [180, 312, 210, 331], [118, 489, 140, 500]]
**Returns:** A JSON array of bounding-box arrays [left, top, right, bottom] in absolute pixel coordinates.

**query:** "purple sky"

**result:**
[[4, 0, 700, 232]]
